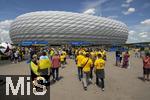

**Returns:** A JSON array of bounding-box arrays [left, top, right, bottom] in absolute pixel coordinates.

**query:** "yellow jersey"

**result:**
[[94, 58, 105, 69], [76, 55, 85, 67], [30, 61, 40, 75], [62, 51, 67, 57], [60, 55, 65, 62], [91, 52, 95, 57], [81, 57, 93, 72], [75, 49, 78, 55], [50, 50, 55, 56], [98, 51, 103, 56], [102, 50, 106, 57], [39, 59, 51, 69]]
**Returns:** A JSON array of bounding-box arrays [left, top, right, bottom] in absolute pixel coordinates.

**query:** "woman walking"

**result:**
[[39, 51, 51, 83], [142, 53, 150, 81], [51, 53, 61, 81], [122, 51, 130, 68], [30, 54, 39, 81]]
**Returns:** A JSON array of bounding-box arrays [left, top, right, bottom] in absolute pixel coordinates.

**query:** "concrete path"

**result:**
[[0, 52, 150, 100]]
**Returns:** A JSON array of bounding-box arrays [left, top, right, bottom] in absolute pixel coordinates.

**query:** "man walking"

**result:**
[[81, 53, 93, 90], [94, 54, 105, 91]]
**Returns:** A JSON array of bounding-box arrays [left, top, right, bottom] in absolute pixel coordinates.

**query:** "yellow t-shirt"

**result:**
[[60, 55, 65, 62], [30, 61, 40, 75], [39, 59, 51, 69], [79, 50, 86, 55], [91, 52, 95, 58], [50, 50, 55, 56], [81, 57, 93, 72], [62, 51, 67, 57], [98, 51, 103, 57], [102, 51, 106, 56], [76, 55, 85, 67], [75, 49, 78, 55], [97, 51, 106, 59], [94, 58, 105, 69]]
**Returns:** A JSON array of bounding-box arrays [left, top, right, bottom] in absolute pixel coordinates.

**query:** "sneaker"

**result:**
[[56, 78, 59, 81], [96, 82, 99, 86], [52, 79, 56, 82], [79, 78, 81, 81], [102, 88, 105, 91], [89, 78, 92, 82], [84, 87, 87, 91]]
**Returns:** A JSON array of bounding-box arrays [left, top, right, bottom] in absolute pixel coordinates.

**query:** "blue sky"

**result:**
[[0, 0, 150, 43]]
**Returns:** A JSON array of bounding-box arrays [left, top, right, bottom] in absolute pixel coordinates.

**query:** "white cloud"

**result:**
[[127, 25, 150, 43], [107, 15, 118, 19], [127, 31, 150, 43], [121, 0, 134, 15], [82, 0, 109, 9], [139, 32, 148, 38], [141, 34, 147, 38], [123, 7, 135, 15], [81, 0, 109, 16], [127, 7, 135, 13], [0, 20, 13, 43], [127, 21, 150, 43], [129, 30, 136, 35], [0, 20, 13, 30], [83, 8, 96, 15], [141, 19, 150, 26], [126, 0, 133, 3], [139, 32, 147, 35], [121, 4, 130, 8]]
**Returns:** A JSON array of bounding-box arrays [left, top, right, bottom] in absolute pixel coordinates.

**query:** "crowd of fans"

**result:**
[[18, 47, 108, 91], [0, 46, 150, 91], [27, 46, 149, 91]]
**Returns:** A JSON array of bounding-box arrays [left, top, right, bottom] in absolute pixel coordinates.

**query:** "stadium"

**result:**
[[9, 11, 128, 45]]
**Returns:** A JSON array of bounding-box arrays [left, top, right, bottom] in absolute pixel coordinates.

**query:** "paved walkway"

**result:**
[[0, 52, 150, 100]]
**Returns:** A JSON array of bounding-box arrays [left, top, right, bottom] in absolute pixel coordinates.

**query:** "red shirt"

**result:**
[[52, 55, 61, 68], [143, 57, 150, 68], [123, 53, 130, 62]]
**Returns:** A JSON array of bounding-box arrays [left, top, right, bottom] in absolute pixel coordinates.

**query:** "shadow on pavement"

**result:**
[[0, 60, 11, 66], [137, 76, 145, 82], [50, 76, 64, 86]]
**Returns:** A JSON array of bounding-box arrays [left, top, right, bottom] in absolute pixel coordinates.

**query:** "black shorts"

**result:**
[[31, 70, 37, 81], [15, 57, 18, 60], [96, 69, 105, 78], [143, 68, 150, 75]]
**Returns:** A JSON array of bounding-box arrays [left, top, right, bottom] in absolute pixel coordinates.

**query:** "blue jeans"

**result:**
[[82, 72, 90, 88], [51, 68, 59, 80], [77, 67, 83, 81]]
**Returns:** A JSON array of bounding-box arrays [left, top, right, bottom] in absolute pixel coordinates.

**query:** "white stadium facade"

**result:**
[[10, 11, 129, 45]]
